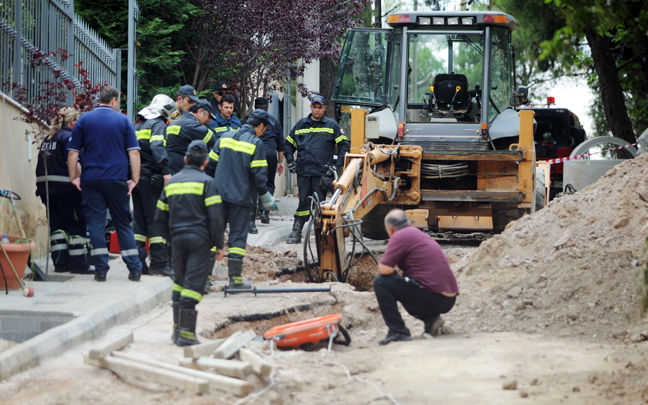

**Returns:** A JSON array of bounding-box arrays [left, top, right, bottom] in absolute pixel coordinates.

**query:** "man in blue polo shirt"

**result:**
[[67, 86, 143, 282]]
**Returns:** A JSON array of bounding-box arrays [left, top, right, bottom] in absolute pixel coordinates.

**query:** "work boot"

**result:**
[[378, 331, 412, 346], [204, 256, 216, 294], [176, 308, 200, 347], [249, 209, 258, 235], [424, 315, 445, 337], [227, 257, 252, 289], [171, 302, 180, 343], [259, 210, 270, 224], [150, 264, 174, 278], [285, 217, 305, 244]]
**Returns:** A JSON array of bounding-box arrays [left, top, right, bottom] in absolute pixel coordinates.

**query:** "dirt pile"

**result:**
[[452, 153, 648, 341]]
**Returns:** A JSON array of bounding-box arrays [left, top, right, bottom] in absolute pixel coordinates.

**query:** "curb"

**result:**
[[252, 224, 294, 247], [0, 278, 172, 380]]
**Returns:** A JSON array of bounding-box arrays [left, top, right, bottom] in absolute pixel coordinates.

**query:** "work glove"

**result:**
[[260, 191, 278, 211], [150, 174, 165, 189], [288, 162, 297, 174]]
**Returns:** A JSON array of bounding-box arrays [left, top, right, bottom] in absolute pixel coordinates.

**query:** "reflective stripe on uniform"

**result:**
[[228, 247, 246, 257], [295, 128, 334, 134], [205, 195, 222, 206], [173, 283, 184, 293], [165, 182, 205, 196], [250, 160, 267, 168], [149, 236, 166, 244], [166, 125, 181, 135], [36, 175, 71, 183], [136, 129, 151, 140], [121, 249, 139, 257], [295, 210, 311, 217], [157, 200, 169, 211], [150, 134, 166, 146], [50, 244, 68, 251], [70, 236, 86, 245], [286, 136, 297, 147], [215, 127, 229, 133], [91, 248, 109, 256], [335, 135, 348, 144], [180, 288, 203, 303], [51, 230, 67, 241], [68, 249, 85, 256], [219, 137, 256, 155], [134, 234, 148, 242], [202, 129, 214, 144], [209, 150, 219, 162]]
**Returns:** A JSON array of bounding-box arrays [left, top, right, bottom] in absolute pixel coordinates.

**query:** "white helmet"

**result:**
[[148, 94, 177, 120]]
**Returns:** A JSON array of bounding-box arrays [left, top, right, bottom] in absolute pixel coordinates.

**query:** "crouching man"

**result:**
[[155, 140, 226, 346], [374, 209, 459, 345]]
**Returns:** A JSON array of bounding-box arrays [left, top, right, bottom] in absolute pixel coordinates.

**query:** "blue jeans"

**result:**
[[81, 179, 141, 276]]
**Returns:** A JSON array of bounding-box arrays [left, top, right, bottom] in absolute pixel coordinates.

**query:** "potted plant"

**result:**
[[0, 235, 36, 290]]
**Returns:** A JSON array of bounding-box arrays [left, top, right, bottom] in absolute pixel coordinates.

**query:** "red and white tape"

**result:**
[[542, 142, 639, 165]]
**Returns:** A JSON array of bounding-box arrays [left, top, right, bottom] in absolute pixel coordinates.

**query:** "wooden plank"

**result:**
[[111, 352, 251, 397], [83, 354, 209, 394], [88, 331, 133, 360], [213, 330, 256, 359], [183, 337, 228, 358], [178, 357, 252, 380], [239, 348, 272, 377]]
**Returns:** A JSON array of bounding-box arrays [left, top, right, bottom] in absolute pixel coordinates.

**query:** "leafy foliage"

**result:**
[[3, 49, 106, 142]]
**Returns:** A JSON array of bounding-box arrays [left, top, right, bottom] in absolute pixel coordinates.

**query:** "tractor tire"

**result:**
[[534, 166, 546, 213], [360, 204, 392, 240]]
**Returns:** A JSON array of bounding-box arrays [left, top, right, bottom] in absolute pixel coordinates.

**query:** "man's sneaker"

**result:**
[[378, 331, 412, 346], [424, 316, 444, 337], [128, 272, 141, 282], [70, 266, 95, 275]]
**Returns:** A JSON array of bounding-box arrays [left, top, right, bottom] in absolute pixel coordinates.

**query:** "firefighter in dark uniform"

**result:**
[[35, 107, 93, 274], [133, 95, 176, 277], [285, 95, 350, 244], [212, 94, 242, 139], [166, 85, 215, 174], [155, 140, 225, 347], [205, 109, 278, 289], [243, 97, 285, 233]]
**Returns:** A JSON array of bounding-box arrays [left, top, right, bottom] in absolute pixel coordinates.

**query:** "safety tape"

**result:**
[[543, 142, 639, 165]]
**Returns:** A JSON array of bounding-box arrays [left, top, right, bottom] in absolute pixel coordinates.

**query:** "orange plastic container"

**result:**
[[0, 235, 35, 290], [263, 313, 347, 349]]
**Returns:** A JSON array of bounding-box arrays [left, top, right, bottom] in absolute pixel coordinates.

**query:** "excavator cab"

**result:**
[[313, 11, 539, 282]]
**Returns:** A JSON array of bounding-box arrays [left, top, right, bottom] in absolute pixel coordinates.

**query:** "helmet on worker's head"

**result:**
[[149, 94, 177, 120]]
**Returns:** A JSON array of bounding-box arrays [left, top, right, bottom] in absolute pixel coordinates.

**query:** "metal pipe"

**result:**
[[224, 286, 332, 297]]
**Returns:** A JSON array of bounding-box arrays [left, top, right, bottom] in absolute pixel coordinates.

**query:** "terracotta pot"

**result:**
[[0, 235, 36, 290]]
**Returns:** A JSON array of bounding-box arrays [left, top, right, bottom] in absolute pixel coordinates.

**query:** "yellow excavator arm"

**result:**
[[313, 143, 422, 281]]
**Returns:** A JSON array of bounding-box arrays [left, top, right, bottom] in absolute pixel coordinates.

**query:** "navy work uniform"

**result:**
[[284, 100, 350, 243], [205, 120, 269, 289], [133, 106, 173, 276], [165, 111, 215, 174], [212, 110, 241, 139], [35, 122, 91, 274], [155, 140, 224, 346]]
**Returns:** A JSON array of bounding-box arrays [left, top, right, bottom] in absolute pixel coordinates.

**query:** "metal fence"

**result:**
[[0, 0, 123, 108]]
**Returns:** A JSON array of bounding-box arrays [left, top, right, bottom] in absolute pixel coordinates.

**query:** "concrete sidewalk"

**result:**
[[0, 198, 301, 381]]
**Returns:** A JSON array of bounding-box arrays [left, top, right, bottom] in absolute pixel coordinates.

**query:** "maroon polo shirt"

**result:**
[[379, 225, 459, 295]]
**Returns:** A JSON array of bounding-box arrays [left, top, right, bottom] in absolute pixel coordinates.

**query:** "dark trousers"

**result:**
[[171, 232, 211, 310], [373, 273, 456, 335], [252, 152, 278, 212], [41, 190, 88, 271], [81, 180, 141, 276], [295, 175, 325, 221], [223, 201, 250, 259], [132, 179, 169, 270]]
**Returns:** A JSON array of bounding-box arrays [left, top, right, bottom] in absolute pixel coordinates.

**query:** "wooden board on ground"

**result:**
[[179, 357, 252, 380], [84, 354, 209, 394], [213, 330, 256, 359], [183, 337, 228, 358], [112, 352, 252, 397], [239, 348, 272, 377], [88, 331, 133, 360]]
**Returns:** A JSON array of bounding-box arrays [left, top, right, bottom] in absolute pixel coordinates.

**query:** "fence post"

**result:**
[[66, 0, 75, 106], [14, 0, 22, 87], [127, 0, 137, 122]]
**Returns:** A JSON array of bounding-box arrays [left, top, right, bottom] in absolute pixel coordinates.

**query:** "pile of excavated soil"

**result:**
[[452, 154, 648, 342], [211, 245, 304, 283]]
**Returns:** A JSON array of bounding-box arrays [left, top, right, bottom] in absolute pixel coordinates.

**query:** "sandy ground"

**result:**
[[1, 154, 648, 404]]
